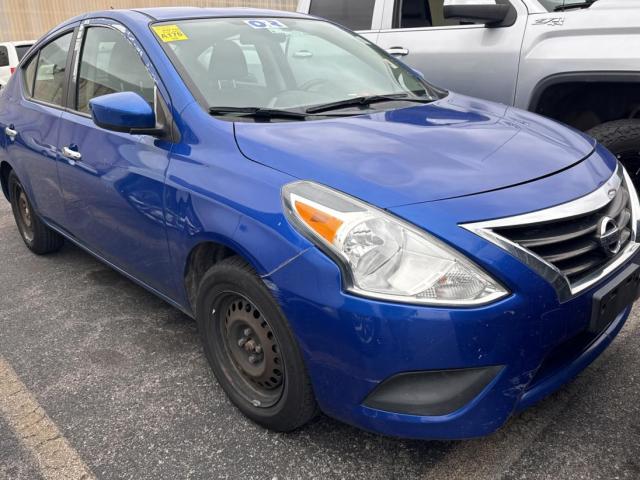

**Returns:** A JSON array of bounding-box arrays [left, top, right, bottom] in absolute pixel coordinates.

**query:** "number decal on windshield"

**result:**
[[244, 19, 288, 29]]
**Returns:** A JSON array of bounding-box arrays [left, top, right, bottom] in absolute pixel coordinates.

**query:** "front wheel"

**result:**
[[588, 120, 640, 187], [8, 171, 63, 254], [196, 256, 318, 432]]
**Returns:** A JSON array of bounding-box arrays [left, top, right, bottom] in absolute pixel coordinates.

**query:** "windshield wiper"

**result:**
[[209, 106, 309, 120], [305, 94, 433, 114], [553, 0, 597, 11]]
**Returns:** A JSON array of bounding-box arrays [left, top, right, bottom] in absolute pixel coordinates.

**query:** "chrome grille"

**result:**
[[493, 180, 632, 285], [462, 165, 640, 302]]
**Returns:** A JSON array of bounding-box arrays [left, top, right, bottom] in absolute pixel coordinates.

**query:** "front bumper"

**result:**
[[267, 245, 636, 440]]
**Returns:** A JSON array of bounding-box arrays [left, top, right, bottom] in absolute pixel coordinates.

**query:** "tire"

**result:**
[[196, 256, 318, 432], [588, 120, 640, 188], [8, 171, 64, 254]]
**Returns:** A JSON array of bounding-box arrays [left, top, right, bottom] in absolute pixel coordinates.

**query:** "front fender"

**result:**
[[163, 104, 312, 310]]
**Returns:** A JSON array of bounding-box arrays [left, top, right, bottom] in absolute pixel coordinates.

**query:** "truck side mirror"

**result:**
[[443, 0, 511, 27]]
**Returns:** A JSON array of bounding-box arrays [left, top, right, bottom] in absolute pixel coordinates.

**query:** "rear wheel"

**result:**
[[196, 256, 318, 432], [8, 171, 63, 254], [588, 120, 640, 188]]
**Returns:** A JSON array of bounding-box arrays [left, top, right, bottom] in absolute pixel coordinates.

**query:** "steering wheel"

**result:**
[[267, 79, 338, 108], [298, 78, 330, 92]]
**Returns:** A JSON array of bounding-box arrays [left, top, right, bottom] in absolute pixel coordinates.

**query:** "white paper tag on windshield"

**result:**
[[244, 19, 288, 29]]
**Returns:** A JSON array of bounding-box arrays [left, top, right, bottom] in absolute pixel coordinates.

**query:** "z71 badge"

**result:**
[[533, 17, 565, 26]]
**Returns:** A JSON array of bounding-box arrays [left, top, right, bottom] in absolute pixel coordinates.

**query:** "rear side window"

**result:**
[[309, 0, 376, 30], [0, 47, 9, 67], [15, 45, 32, 61], [396, 0, 486, 29], [76, 27, 155, 114], [32, 32, 73, 106]]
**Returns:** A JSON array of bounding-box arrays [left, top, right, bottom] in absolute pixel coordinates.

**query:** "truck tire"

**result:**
[[196, 256, 318, 432], [8, 171, 64, 254], [588, 120, 640, 188]]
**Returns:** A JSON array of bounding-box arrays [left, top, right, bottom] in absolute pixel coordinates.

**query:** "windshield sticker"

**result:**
[[244, 19, 288, 29], [152, 25, 189, 42]]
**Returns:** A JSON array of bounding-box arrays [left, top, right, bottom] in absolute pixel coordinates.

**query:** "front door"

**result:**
[[375, 0, 527, 105], [56, 22, 175, 295]]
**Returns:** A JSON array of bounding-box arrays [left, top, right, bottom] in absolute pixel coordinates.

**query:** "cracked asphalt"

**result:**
[[0, 198, 639, 480]]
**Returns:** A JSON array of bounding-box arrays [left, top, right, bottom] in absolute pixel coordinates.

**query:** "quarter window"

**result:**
[[76, 27, 155, 114], [309, 0, 376, 31], [23, 56, 37, 97], [32, 32, 73, 106]]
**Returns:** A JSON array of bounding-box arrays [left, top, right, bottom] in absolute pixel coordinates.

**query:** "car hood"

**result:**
[[234, 93, 596, 208]]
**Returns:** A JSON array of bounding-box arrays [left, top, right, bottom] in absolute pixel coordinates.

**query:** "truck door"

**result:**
[[375, 0, 528, 105]]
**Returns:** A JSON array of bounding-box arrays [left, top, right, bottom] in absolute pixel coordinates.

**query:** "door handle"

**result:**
[[386, 46, 409, 57], [62, 145, 82, 161], [5, 125, 17, 140]]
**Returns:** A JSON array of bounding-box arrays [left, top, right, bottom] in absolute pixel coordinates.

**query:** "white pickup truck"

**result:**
[[0, 41, 34, 89], [296, 0, 640, 185]]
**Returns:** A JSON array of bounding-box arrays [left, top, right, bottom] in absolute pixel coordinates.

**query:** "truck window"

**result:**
[[396, 0, 484, 28], [309, 0, 376, 30]]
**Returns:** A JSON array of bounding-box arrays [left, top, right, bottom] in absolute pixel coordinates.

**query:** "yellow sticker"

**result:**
[[152, 25, 188, 43]]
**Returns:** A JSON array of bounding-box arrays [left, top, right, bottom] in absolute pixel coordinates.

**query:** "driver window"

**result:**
[[396, 0, 485, 28], [76, 27, 155, 114]]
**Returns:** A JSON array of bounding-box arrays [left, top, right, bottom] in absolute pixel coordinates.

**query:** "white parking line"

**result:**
[[0, 356, 95, 480]]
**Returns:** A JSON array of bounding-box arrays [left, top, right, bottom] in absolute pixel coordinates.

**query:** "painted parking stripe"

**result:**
[[0, 356, 95, 480]]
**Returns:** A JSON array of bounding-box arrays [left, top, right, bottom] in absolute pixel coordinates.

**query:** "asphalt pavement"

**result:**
[[0, 199, 639, 480]]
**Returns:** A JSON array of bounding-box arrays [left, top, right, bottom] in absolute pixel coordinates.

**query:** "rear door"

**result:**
[[0, 30, 76, 225], [298, 0, 386, 42], [375, 0, 527, 105], [56, 21, 175, 295]]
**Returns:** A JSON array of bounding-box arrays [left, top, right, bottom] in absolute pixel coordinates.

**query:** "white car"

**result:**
[[0, 41, 34, 89]]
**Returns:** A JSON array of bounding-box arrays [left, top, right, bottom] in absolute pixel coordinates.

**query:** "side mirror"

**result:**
[[443, 0, 511, 27], [89, 92, 160, 135]]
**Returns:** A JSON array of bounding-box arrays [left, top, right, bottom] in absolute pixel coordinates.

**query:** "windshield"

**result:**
[[538, 0, 598, 11], [153, 17, 442, 114]]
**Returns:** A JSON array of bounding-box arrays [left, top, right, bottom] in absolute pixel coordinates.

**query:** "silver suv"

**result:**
[[297, 0, 640, 184]]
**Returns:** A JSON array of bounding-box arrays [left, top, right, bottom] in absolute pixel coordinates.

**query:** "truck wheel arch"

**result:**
[[528, 72, 640, 131]]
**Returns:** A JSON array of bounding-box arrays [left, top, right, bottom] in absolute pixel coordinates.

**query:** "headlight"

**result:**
[[282, 181, 508, 306]]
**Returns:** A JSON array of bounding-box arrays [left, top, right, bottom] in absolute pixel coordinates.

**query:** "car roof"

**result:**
[[94, 7, 310, 22]]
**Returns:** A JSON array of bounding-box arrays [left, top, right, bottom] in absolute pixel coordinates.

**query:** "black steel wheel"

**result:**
[[214, 292, 284, 408], [15, 186, 34, 243], [196, 256, 318, 432], [8, 170, 63, 254]]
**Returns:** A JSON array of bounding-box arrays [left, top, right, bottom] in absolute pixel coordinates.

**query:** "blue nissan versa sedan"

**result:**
[[0, 8, 639, 440]]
